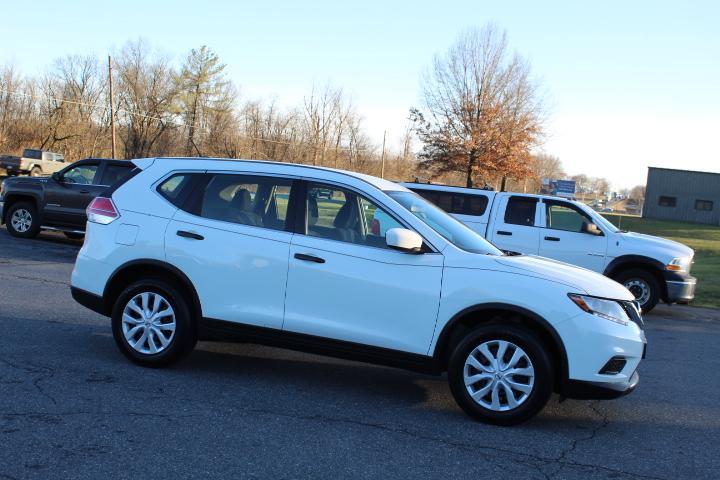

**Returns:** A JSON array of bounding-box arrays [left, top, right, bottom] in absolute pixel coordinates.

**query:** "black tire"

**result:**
[[30, 166, 42, 177], [6, 201, 41, 238], [111, 278, 197, 367], [448, 324, 554, 426], [63, 231, 85, 240], [613, 268, 660, 313]]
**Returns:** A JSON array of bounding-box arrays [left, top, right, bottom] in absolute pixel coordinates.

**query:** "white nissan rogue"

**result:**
[[71, 158, 646, 425]]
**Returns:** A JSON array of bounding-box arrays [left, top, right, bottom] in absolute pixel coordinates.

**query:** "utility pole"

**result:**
[[380, 130, 387, 179], [108, 55, 116, 159]]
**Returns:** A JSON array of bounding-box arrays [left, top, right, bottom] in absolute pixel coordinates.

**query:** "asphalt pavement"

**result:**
[[0, 228, 718, 479]]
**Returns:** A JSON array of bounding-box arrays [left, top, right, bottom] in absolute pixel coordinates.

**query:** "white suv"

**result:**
[[71, 158, 646, 425]]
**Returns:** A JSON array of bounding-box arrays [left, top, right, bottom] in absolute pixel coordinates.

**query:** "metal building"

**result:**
[[643, 167, 720, 225]]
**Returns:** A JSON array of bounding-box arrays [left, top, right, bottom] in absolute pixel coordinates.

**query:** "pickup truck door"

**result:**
[[43, 161, 104, 228], [487, 195, 541, 254], [538, 199, 608, 272]]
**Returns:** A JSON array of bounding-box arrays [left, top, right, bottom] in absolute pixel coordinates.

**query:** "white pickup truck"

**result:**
[[375, 182, 696, 313]]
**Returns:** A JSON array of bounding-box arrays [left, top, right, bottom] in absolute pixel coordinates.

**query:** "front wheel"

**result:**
[[6, 202, 41, 238], [448, 325, 553, 426], [614, 269, 660, 313], [30, 166, 42, 177], [111, 279, 197, 367]]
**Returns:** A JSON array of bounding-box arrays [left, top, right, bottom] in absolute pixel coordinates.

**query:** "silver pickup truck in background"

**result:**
[[1, 149, 66, 177]]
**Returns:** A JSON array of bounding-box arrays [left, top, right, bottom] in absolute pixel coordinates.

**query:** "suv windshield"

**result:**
[[387, 191, 503, 255]]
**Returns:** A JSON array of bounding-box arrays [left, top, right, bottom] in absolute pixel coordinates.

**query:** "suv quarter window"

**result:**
[[504, 196, 538, 226]]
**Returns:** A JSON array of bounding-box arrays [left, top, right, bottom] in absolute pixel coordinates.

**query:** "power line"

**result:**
[[0, 87, 369, 152]]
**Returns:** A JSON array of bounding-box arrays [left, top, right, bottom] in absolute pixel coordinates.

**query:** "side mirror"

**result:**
[[582, 222, 603, 236], [51, 172, 62, 182], [386, 228, 424, 253]]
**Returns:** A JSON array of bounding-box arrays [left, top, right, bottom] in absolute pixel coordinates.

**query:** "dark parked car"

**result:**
[[0, 158, 135, 239]]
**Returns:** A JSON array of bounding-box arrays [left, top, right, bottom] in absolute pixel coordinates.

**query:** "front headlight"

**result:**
[[666, 256, 692, 273], [568, 294, 630, 326]]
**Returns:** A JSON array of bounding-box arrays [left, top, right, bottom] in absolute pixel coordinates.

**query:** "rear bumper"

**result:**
[[71, 286, 108, 316], [563, 370, 640, 400]]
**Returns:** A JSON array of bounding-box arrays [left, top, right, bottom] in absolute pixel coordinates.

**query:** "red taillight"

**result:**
[[371, 218, 380, 235], [87, 197, 119, 224]]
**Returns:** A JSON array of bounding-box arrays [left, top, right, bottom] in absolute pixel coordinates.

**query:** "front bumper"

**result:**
[[663, 271, 696, 303], [563, 370, 640, 400]]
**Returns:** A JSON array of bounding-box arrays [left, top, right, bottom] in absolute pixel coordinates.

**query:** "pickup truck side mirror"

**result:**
[[582, 222, 603, 236], [386, 228, 424, 253]]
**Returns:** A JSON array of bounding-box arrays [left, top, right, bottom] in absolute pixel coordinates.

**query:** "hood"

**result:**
[[492, 254, 634, 300], [616, 231, 694, 260]]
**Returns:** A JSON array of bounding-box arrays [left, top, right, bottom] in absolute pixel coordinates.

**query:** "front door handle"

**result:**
[[294, 253, 325, 264], [176, 230, 204, 240], [544, 236, 560, 241], [79, 190, 90, 194], [496, 230, 512, 236]]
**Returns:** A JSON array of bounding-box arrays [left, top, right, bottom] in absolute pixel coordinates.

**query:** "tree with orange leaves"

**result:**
[[411, 25, 546, 188]]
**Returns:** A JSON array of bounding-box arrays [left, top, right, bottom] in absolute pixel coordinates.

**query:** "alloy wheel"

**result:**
[[463, 340, 535, 412], [10, 209, 33, 233], [122, 292, 177, 355]]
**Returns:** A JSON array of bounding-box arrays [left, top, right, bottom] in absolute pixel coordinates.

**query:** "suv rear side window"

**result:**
[[414, 189, 488, 217], [504, 197, 537, 226], [198, 174, 292, 231]]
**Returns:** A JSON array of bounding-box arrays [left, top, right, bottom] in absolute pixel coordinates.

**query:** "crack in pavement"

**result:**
[[0, 273, 70, 286]]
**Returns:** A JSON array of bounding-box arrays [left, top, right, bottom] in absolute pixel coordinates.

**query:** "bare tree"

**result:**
[[412, 24, 545, 188]]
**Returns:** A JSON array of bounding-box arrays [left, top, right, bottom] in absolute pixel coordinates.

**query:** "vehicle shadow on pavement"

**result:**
[[0, 229, 81, 264]]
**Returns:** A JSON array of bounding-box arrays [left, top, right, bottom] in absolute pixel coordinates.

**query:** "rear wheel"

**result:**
[[448, 324, 553, 426], [111, 279, 197, 367], [614, 268, 660, 313], [6, 202, 40, 238]]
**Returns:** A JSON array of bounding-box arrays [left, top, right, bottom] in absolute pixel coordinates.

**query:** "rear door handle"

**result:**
[[496, 230, 512, 236], [544, 236, 560, 242], [294, 253, 325, 264], [176, 230, 204, 240]]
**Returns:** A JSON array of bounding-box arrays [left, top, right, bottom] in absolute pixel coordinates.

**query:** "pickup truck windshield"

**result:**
[[388, 191, 503, 255]]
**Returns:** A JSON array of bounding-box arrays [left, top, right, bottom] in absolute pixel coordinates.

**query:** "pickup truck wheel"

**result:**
[[30, 166, 42, 177], [615, 269, 660, 313], [6, 202, 41, 238], [111, 279, 197, 368], [447, 325, 553, 426]]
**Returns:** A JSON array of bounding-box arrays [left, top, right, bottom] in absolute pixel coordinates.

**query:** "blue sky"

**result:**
[[2, 0, 719, 188]]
